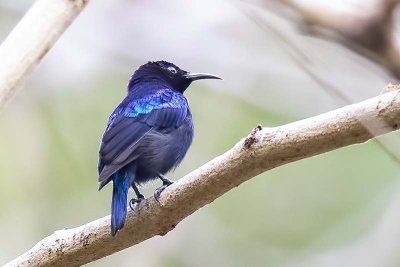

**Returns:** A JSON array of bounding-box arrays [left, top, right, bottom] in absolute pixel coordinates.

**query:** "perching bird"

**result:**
[[98, 61, 221, 236]]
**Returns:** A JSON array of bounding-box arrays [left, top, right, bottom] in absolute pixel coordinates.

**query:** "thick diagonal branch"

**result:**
[[0, 0, 88, 111], [6, 90, 400, 267]]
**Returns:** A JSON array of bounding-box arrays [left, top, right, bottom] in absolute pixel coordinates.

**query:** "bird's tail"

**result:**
[[111, 171, 130, 236]]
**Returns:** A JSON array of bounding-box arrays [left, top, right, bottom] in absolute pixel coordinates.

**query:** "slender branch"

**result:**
[[0, 0, 89, 111], [5, 90, 400, 267]]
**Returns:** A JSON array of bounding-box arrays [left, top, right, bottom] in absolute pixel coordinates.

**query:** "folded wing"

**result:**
[[98, 89, 188, 189]]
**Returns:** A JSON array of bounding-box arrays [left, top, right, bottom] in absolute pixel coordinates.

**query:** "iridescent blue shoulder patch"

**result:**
[[124, 89, 187, 118]]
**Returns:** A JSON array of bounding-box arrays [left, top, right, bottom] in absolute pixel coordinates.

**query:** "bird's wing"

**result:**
[[98, 89, 188, 188]]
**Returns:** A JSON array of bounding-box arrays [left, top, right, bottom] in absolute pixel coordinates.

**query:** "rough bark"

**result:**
[[5, 89, 400, 267], [0, 0, 88, 111]]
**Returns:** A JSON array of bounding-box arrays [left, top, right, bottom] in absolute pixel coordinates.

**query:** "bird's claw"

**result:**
[[129, 194, 144, 210], [154, 181, 173, 202]]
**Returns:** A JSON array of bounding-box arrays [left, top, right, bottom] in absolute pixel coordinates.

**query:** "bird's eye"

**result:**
[[167, 66, 177, 74]]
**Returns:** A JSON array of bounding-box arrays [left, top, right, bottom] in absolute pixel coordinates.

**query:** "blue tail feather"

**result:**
[[111, 171, 130, 236]]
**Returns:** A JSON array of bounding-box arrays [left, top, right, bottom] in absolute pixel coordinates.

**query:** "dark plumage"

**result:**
[[98, 61, 221, 236]]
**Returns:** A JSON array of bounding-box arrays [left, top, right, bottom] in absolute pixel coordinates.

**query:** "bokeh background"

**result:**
[[1, 0, 400, 266]]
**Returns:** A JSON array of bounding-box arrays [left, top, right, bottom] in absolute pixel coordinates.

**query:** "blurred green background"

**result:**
[[1, 1, 400, 266]]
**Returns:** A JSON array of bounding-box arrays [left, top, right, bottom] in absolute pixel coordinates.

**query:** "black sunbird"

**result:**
[[98, 61, 221, 236]]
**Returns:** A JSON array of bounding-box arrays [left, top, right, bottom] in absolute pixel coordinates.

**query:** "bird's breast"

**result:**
[[158, 112, 194, 166], [133, 112, 194, 183]]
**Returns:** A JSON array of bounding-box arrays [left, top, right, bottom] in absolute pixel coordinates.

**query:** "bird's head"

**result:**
[[128, 61, 221, 93]]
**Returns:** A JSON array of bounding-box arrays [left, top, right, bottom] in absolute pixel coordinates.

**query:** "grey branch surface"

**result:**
[[0, 0, 88, 111], [5, 90, 400, 267]]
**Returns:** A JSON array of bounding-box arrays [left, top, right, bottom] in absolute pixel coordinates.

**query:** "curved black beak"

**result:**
[[184, 72, 222, 81]]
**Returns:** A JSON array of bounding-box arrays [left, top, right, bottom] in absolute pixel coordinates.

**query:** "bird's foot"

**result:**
[[154, 180, 174, 202], [129, 194, 144, 210]]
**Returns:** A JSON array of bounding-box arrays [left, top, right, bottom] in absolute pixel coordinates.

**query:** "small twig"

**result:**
[[274, 0, 400, 79]]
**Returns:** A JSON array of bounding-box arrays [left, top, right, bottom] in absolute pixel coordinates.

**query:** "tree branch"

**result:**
[[0, 0, 88, 111], [5, 90, 400, 266]]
